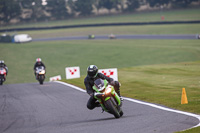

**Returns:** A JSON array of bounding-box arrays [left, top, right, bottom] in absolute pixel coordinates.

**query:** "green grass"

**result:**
[[176, 126, 200, 133], [1, 8, 200, 30], [120, 62, 200, 113], [1, 39, 200, 84]]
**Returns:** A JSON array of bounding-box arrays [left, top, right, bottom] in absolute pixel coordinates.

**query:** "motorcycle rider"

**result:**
[[0, 60, 8, 75], [84, 65, 122, 110], [34, 58, 46, 79]]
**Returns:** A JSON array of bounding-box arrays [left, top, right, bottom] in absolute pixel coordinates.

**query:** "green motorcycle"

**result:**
[[93, 79, 123, 118]]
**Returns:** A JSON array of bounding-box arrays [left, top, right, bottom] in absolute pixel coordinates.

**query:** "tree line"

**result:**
[[0, 0, 199, 24]]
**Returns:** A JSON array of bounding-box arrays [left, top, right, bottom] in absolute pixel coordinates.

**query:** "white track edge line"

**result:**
[[53, 80, 200, 130], [54, 80, 86, 92]]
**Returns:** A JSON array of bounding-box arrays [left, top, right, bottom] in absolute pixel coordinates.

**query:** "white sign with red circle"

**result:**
[[65, 66, 80, 79], [49, 75, 61, 81], [99, 68, 118, 81]]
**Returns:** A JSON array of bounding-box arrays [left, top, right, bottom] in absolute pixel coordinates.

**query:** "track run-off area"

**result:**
[[0, 81, 199, 133]]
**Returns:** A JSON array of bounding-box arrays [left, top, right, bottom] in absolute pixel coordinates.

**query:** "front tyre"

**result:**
[[120, 110, 123, 117], [105, 97, 120, 118], [38, 75, 44, 85], [0, 78, 3, 85], [39, 80, 43, 85]]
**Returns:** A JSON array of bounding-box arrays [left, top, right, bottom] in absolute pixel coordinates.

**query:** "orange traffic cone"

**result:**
[[181, 88, 188, 104]]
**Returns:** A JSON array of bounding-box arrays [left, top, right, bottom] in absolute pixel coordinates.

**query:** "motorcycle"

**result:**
[[0, 67, 7, 85], [35, 66, 46, 85], [93, 79, 123, 118]]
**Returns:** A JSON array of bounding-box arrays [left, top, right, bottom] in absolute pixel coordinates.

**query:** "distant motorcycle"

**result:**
[[0, 67, 7, 85], [93, 79, 123, 118], [35, 66, 46, 85]]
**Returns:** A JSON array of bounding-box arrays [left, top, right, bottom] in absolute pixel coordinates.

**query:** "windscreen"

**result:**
[[94, 79, 104, 90]]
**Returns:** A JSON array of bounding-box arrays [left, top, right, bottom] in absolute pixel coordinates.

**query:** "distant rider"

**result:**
[[34, 58, 46, 78], [84, 65, 122, 110], [0, 60, 8, 75]]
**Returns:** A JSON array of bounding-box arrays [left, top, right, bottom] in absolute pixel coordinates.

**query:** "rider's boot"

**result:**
[[113, 81, 123, 101], [116, 89, 123, 101]]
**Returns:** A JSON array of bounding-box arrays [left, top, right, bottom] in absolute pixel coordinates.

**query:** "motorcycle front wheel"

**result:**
[[38, 75, 44, 85], [0, 78, 3, 85], [105, 97, 120, 118], [39, 80, 43, 85]]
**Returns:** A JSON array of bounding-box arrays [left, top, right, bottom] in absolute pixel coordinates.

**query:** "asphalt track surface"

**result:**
[[32, 34, 199, 42], [0, 82, 199, 133]]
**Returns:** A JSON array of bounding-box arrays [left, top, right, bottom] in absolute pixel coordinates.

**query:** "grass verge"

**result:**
[[1, 8, 200, 30], [1, 39, 200, 84]]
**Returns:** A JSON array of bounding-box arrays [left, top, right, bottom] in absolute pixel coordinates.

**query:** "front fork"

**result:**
[[37, 74, 45, 80], [0, 75, 5, 81]]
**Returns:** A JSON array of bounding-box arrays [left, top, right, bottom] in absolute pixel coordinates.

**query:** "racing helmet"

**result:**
[[0, 60, 4, 64], [36, 58, 42, 62], [87, 65, 98, 78]]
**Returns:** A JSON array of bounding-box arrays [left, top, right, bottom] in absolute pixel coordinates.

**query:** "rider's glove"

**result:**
[[110, 81, 115, 86], [110, 81, 121, 87]]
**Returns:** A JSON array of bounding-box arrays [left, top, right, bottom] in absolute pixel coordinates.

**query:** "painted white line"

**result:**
[[54, 81, 200, 130], [54, 80, 86, 93]]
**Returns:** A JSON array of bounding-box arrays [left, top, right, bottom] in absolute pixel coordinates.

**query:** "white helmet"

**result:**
[[0, 60, 4, 64], [36, 58, 42, 62]]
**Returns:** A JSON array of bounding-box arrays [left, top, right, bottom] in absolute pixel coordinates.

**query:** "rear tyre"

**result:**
[[105, 97, 120, 118]]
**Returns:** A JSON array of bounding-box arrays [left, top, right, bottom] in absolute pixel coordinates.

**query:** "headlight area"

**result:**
[[105, 87, 112, 95], [39, 70, 45, 74]]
